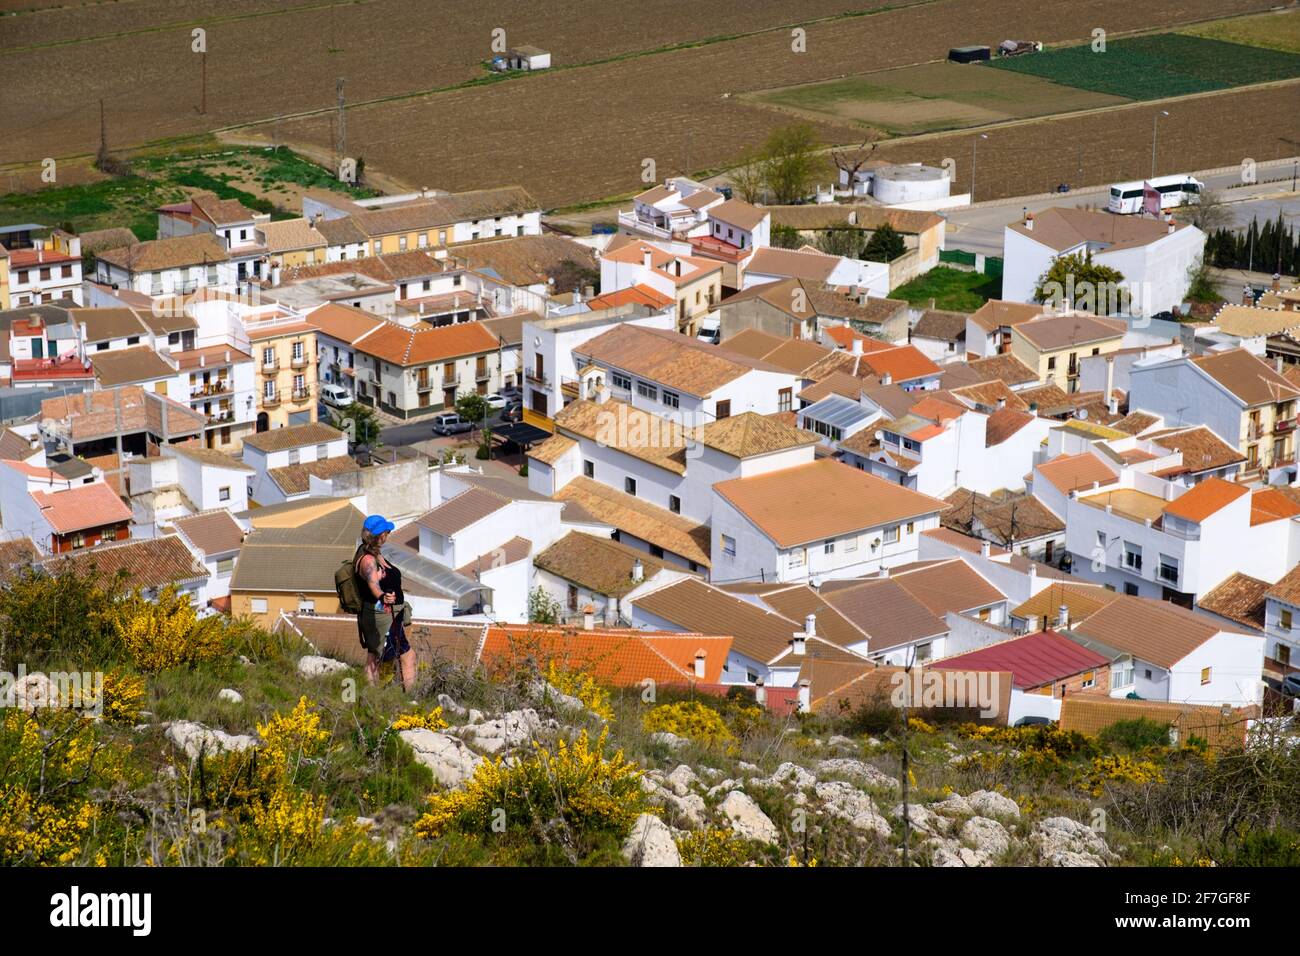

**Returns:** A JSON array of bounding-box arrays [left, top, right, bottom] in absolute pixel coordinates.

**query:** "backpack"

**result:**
[[335, 549, 366, 614]]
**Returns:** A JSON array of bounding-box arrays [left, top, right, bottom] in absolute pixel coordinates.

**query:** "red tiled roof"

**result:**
[[1162, 477, 1248, 524], [31, 481, 131, 534], [860, 345, 941, 383], [931, 629, 1108, 690]]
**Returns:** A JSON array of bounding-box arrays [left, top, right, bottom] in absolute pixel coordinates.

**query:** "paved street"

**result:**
[[943, 158, 1300, 257]]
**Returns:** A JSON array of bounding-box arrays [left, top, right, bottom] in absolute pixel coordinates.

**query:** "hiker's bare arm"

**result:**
[[360, 555, 385, 599]]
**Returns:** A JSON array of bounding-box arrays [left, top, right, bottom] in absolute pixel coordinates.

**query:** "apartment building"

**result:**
[[1009, 311, 1127, 393], [351, 319, 502, 418]]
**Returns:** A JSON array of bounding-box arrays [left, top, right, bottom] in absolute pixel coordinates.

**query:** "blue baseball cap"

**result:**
[[363, 514, 395, 536]]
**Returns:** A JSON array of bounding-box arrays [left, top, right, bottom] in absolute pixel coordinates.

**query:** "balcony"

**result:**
[[190, 381, 231, 399], [617, 209, 673, 240], [260, 392, 281, 409], [525, 368, 550, 388], [1275, 417, 1296, 435], [290, 387, 311, 403], [290, 353, 309, 370], [416, 378, 434, 392], [441, 373, 460, 387], [475, 366, 491, 382], [207, 410, 234, 426], [261, 358, 281, 374]]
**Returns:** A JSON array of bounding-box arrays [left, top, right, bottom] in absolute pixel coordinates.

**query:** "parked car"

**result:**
[[320, 383, 353, 408], [1013, 715, 1053, 727], [432, 413, 473, 435], [501, 385, 523, 401], [502, 402, 523, 423], [483, 393, 509, 412], [1281, 674, 1300, 699]]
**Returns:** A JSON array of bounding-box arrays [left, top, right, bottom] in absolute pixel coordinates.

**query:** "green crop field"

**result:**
[[987, 33, 1300, 100]]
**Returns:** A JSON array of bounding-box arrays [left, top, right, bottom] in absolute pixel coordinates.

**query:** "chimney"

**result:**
[[790, 635, 806, 656], [1242, 285, 1254, 307], [996, 397, 1006, 410], [804, 613, 817, 639], [631, 558, 644, 583], [583, 604, 595, 631], [1057, 604, 1070, 629], [1024, 213, 1034, 231], [1107, 393, 1119, 415], [584, 284, 595, 299], [1167, 220, 1175, 235], [754, 678, 767, 706], [642, 248, 653, 271], [1027, 562, 1037, 589], [880, 372, 892, 386], [980, 540, 991, 558], [851, 337, 863, 356], [797, 679, 811, 714], [1273, 273, 1283, 293], [693, 650, 706, 679], [1276, 356, 1285, 374], [572, 289, 581, 306]]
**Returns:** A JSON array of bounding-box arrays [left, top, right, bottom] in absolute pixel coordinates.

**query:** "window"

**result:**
[[883, 525, 899, 544], [292, 340, 304, 361], [1080, 670, 1096, 689], [1124, 583, 1140, 596], [669, 495, 681, 514], [399, 235, 408, 251], [1113, 660, 1134, 687], [845, 536, 858, 552], [583, 460, 595, 479], [1158, 555, 1178, 584], [207, 264, 218, 285], [263, 380, 276, 400], [1047, 356, 1056, 371], [568, 585, 579, 612], [263, 347, 275, 367], [126, 335, 140, 346], [811, 419, 843, 442], [316, 443, 329, 459], [216, 558, 234, 578], [914, 643, 932, 662], [1096, 530, 1106, 549], [661, 390, 680, 409], [722, 534, 736, 557], [905, 521, 914, 534], [1281, 608, 1293, 630], [251, 598, 268, 614], [1123, 542, 1142, 572], [219, 486, 231, 502], [978, 608, 990, 622], [1200, 666, 1212, 686], [624, 477, 637, 496], [649, 545, 664, 559], [636, 381, 658, 401], [612, 372, 632, 391], [418, 233, 429, 249], [298, 598, 315, 614], [288, 448, 300, 465], [778, 388, 792, 413], [824, 539, 836, 555], [715, 400, 731, 420], [1144, 668, 1152, 680], [789, 548, 805, 568]]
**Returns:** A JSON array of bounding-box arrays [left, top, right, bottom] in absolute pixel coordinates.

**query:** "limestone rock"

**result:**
[[1030, 816, 1118, 867], [966, 789, 1021, 819], [622, 813, 681, 867], [458, 708, 545, 754], [164, 720, 259, 761], [959, 816, 1010, 862], [399, 729, 484, 788], [436, 693, 467, 718], [930, 792, 975, 817], [217, 688, 243, 704], [665, 764, 699, 796], [761, 761, 817, 790], [814, 781, 891, 838], [649, 731, 688, 751], [296, 655, 350, 678], [815, 758, 897, 790], [719, 791, 779, 845], [890, 802, 948, 837]]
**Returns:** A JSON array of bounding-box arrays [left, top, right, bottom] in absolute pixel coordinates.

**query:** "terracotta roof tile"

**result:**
[[242, 422, 344, 453], [1197, 572, 1269, 630], [45, 535, 205, 589], [30, 481, 130, 534], [533, 531, 674, 596], [553, 477, 710, 567], [1161, 477, 1248, 523], [633, 578, 799, 663], [171, 510, 245, 557]]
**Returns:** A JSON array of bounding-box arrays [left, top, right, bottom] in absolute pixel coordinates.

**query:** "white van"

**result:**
[[320, 384, 353, 408], [696, 318, 721, 345]]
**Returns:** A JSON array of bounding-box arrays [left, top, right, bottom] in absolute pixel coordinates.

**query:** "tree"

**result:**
[[1174, 187, 1230, 234], [862, 223, 906, 263], [771, 223, 802, 249], [832, 138, 876, 193], [550, 258, 599, 294], [455, 393, 488, 429], [759, 123, 820, 204], [527, 586, 562, 624], [1033, 252, 1128, 315], [729, 152, 767, 205], [1185, 255, 1219, 305], [815, 227, 866, 259], [330, 401, 381, 447]]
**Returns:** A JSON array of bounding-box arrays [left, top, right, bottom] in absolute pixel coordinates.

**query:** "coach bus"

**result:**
[[1107, 175, 1203, 214]]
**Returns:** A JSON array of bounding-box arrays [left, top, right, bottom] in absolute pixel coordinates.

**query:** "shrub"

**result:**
[[0, 565, 120, 666], [643, 700, 734, 749], [98, 586, 229, 672], [1229, 827, 1300, 867], [100, 669, 146, 725], [677, 827, 751, 866], [390, 707, 449, 732], [544, 661, 614, 721], [1097, 718, 1172, 753], [414, 728, 647, 842], [1082, 754, 1165, 797]]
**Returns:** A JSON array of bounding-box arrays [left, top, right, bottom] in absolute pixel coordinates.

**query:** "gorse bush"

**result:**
[[677, 827, 751, 867], [545, 661, 614, 721], [414, 728, 647, 843], [99, 585, 230, 673], [643, 700, 733, 749], [390, 706, 449, 732], [1097, 718, 1172, 753], [100, 669, 146, 725]]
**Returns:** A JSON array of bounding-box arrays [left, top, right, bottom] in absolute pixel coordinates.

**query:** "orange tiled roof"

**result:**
[[1162, 477, 1248, 524], [480, 624, 731, 686]]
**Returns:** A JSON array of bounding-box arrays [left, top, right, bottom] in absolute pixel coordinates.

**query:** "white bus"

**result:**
[[1107, 174, 1203, 214]]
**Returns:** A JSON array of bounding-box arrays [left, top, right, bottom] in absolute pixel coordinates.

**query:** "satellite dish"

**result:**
[[1075, 407, 1089, 421]]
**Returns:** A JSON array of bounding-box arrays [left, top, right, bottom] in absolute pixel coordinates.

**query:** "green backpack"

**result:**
[[334, 550, 366, 614]]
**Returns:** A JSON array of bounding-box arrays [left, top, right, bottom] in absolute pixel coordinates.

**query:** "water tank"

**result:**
[[872, 164, 951, 204]]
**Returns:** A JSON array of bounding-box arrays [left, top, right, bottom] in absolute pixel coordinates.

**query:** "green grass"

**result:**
[[892, 266, 1001, 312], [987, 33, 1300, 100], [0, 146, 374, 241]]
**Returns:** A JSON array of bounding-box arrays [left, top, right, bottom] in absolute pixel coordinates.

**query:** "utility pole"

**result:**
[[1151, 110, 1168, 180], [971, 133, 988, 203], [336, 78, 347, 169]]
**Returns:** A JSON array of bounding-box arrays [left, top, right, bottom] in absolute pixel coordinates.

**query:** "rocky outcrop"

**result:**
[[164, 720, 259, 761], [815, 758, 897, 791], [1030, 816, 1118, 867], [217, 688, 243, 704], [815, 781, 891, 838], [719, 791, 779, 845], [399, 729, 484, 788], [622, 813, 681, 867], [296, 656, 350, 678], [452, 709, 549, 755], [966, 789, 1021, 820]]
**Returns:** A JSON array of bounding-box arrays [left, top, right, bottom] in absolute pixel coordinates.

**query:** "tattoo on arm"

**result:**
[[361, 556, 384, 598]]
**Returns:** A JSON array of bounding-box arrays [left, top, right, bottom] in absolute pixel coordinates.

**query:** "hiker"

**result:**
[[354, 514, 416, 691]]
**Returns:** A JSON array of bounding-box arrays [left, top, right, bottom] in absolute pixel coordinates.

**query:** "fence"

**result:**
[[938, 249, 1003, 277]]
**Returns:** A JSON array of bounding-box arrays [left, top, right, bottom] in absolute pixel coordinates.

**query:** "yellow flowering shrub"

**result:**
[[257, 696, 331, 773], [676, 827, 750, 867], [98, 585, 227, 672], [244, 788, 329, 866], [0, 787, 97, 865], [100, 669, 146, 725], [643, 701, 733, 749], [545, 661, 615, 721], [390, 706, 449, 732], [786, 855, 819, 867], [908, 717, 938, 734], [1082, 754, 1165, 797], [415, 727, 647, 840]]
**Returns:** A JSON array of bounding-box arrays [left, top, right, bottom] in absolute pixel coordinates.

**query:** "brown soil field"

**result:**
[[749, 62, 1130, 134], [263, 0, 1284, 207], [0, 0, 901, 161], [855, 82, 1300, 200]]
